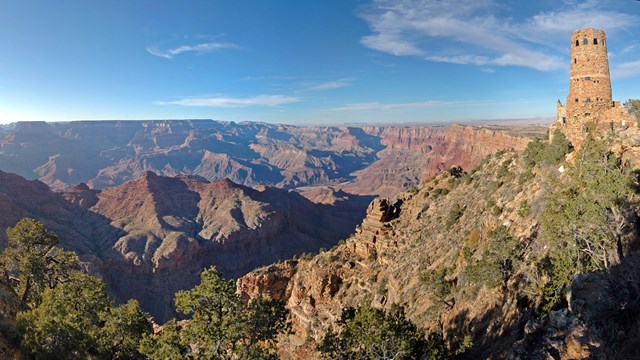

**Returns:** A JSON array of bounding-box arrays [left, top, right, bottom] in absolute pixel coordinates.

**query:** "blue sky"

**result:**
[[0, 0, 638, 125]]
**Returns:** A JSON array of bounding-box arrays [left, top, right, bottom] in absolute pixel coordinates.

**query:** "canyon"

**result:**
[[0, 120, 536, 324], [0, 120, 533, 198], [0, 169, 371, 321]]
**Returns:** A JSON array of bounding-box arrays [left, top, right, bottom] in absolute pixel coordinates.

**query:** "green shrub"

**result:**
[[523, 138, 545, 167], [377, 277, 388, 296], [496, 158, 513, 180], [432, 188, 450, 198], [543, 130, 573, 164], [538, 136, 632, 311], [368, 248, 378, 261], [518, 170, 535, 185], [491, 205, 502, 216], [423, 268, 454, 304], [446, 203, 465, 229], [465, 226, 519, 291], [318, 304, 429, 360], [518, 200, 530, 217], [522, 130, 573, 168]]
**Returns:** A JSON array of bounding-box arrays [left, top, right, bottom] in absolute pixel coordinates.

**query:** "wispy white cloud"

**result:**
[[613, 60, 640, 79], [358, 0, 638, 72], [155, 95, 301, 107], [426, 55, 491, 66], [526, 6, 636, 34], [307, 78, 355, 91], [330, 100, 463, 111], [622, 44, 638, 54], [361, 33, 424, 56], [146, 42, 239, 59]]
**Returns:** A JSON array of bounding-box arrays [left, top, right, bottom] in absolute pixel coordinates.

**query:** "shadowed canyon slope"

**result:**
[[0, 120, 532, 198], [0, 170, 372, 322]]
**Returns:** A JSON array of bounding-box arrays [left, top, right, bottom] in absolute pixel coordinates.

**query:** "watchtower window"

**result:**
[[585, 76, 591, 80], [575, 98, 579, 102], [587, 98, 591, 103], [593, 38, 598, 45], [576, 40, 579, 46], [583, 38, 588, 45]]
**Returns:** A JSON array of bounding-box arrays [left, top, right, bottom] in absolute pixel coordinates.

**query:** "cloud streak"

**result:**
[[613, 60, 640, 79], [358, 0, 638, 72], [155, 95, 301, 107], [307, 78, 355, 91], [147, 42, 239, 59], [330, 100, 465, 111]]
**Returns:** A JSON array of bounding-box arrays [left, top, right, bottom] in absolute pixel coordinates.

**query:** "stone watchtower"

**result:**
[[566, 28, 611, 121], [554, 28, 631, 144]]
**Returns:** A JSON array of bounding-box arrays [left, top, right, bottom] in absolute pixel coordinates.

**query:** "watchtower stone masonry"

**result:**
[[566, 28, 611, 118], [553, 28, 632, 145]]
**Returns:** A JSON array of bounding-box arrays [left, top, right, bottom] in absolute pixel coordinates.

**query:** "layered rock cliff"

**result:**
[[0, 121, 535, 197], [342, 124, 531, 197]]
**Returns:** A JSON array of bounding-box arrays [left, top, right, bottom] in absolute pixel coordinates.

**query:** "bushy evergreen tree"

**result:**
[[539, 136, 633, 311], [17, 272, 109, 359], [141, 266, 289, 360], [98, 299, 153, 359], [318, 303, 431, 360], [0, 218, 79, 307]]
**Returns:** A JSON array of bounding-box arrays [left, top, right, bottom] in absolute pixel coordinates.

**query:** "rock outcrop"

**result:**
[[237, 260, 298, 304], [350, 198, 401, 259]]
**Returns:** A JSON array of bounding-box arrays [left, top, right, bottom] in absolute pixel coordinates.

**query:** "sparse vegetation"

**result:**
[[465, 226, 520, 292], [141, 267, 289, 359], [522, 130, 572, 168], [496, 157, 513, 180], [420, 268, 454, 306], [377, 277, 388, 296], [431, 188, 450, 198], [538, 136, 634, 311], [518, 200, 529, 217], [446, 203, 465, 229], [318, 304, 451, 360]]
